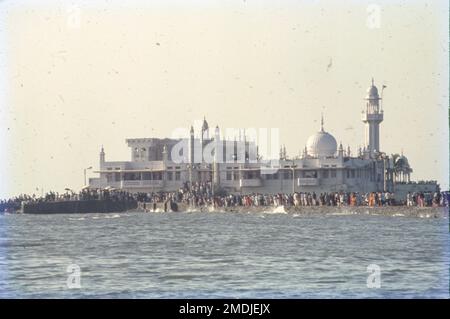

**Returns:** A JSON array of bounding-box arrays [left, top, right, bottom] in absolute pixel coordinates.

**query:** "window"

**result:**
[[226, 171, 232, 180], [233, 171, 239, 180], [351, 170, 355, 178], [124, 173, 140, 180], [167, 172, 173, 181], [303, 170, 317, 178], [331, 170, 336, 178], [322, 170, 329, 178], [142, 172, 152, 180], [175, 172, 181, 181], [284, 170, 292, 179], [347, 170, 350, 178], [106, 173, 113, 182], [153, 172, 162, 180]]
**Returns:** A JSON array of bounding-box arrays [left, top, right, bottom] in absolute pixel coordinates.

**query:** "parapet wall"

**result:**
[[22, 200, 138, 214]]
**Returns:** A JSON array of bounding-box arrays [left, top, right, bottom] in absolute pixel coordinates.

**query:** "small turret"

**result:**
[[338, 142, 344, 158], [214, 125, 220, 140]]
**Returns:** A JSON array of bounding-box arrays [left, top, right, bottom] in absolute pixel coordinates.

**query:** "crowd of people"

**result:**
[[1, 182, 449, 213], [136, 182, 449, 209]]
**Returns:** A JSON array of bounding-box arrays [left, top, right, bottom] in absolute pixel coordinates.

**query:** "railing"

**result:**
[[240, 179, 262, 187], [298, 178, 319, 186], [120, 180, 164, 188], [221, 179, 262, 188]]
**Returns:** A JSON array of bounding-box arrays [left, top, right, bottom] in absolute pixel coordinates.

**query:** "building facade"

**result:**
[[89, 80, 439, 199]]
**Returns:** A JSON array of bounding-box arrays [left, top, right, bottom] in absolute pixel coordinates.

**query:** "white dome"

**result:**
[[306, 130, 337, 158], [365, 79, 380, 100], [366, 85, 379, 99]]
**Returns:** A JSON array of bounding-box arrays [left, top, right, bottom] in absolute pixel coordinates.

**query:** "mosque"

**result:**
[[88, 79, 438, 200]]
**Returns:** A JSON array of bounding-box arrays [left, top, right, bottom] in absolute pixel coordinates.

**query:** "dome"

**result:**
[[395, 155, 409, 168], [306, 130, 337, 158], [365, 78, 380, 100]]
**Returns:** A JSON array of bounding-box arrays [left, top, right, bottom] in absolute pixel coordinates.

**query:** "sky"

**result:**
[[0, 0, 448, 197]]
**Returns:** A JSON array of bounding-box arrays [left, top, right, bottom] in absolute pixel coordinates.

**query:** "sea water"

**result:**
[[0, 211, 448, 298]]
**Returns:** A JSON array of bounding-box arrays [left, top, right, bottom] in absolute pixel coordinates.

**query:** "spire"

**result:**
[[371, 77, 374, 86], [320, 113, 324, 132], [190, 125, 194, 134], [214, 125, 220, 140]]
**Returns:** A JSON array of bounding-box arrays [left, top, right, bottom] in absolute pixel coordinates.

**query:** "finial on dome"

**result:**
[[371, 77, 374, 86], [320, 113, 324, 132]]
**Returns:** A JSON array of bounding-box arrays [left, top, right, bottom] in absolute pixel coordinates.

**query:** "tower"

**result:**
[[213, 125, 221, 187], [99, 145, 105, 168], [189, 125, 195, 164], [361, 78, 384, 157]]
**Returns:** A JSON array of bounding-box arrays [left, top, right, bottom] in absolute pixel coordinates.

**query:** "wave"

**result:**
[[68, 217, 86, 221], [327, 211, 359, 216], [262, 205, 288, 214]]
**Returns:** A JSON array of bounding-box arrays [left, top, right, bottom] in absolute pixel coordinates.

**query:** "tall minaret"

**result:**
[[189, 125, 195, 164], [99, 145, 105, 169], [188, 125, 195, 186], [361, 78, 384, 157], [213, 125, 221, 187]]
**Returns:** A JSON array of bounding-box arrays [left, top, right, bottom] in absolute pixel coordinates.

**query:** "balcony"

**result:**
[[240, 179, 262, 187], [120, 180, 164, 188], [361, 112, 383, 122], [298, 178, 319, 186]]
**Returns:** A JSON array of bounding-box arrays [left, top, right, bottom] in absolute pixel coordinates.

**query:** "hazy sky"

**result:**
[[0, 0, 448, 197]]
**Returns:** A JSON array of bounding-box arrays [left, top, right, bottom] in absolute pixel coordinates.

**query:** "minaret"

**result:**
[[99, 145, 105, 168], [361, 78, 384, 157], [338, 142, 344, 158], [188, 125, 195, 187], [162, 144, 168, 162], [189, 125, 195, 164], [213, 125, 220, 187]]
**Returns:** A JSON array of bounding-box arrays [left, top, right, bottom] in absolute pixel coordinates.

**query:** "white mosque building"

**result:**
[[88, 79, 439, 200]]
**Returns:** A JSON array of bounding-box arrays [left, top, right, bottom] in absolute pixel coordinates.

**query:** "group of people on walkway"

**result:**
[[134, 182, 449, 208], [1, 183, 449, 212]]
